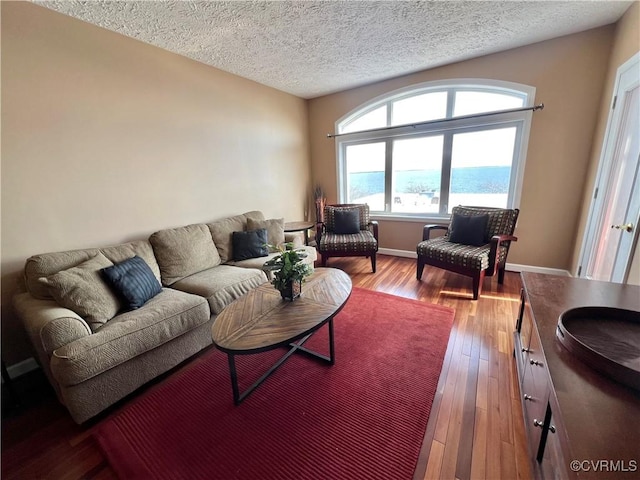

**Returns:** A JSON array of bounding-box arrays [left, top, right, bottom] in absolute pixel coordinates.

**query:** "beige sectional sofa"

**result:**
[[13, 210, 316, 423]]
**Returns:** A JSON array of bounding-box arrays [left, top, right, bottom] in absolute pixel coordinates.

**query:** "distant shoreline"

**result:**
[[352, 192, 508, 213], [349, 165, 511, 198]]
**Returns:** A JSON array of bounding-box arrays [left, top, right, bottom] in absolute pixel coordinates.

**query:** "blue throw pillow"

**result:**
[[102, 256, 162, 310], [232, 229, 269, 261], [448, 213, 490, 246], [334, 209, 360, 234]]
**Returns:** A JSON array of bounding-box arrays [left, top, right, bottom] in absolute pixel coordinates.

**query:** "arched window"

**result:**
[[335, 79, 536, 218]]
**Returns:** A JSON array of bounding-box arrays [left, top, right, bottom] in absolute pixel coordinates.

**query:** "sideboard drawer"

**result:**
[[539, 405, 570, 480], [520, 320, 550, 459], [515, 290, 534, 381]]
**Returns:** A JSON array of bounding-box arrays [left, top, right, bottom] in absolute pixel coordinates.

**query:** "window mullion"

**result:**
[[438, 91, 456, 214], [441, 133, 453, 214], [384, 139, 393, 212], [385, 102, 393, 213]]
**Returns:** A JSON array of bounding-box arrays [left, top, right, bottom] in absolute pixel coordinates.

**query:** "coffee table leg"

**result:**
[[227, 354, 241, 405], [226, 320, 336, 405], [328, 318, 335, 365]]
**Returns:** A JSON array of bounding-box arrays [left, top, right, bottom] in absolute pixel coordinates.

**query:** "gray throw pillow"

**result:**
[[38, 252, 121, 330]]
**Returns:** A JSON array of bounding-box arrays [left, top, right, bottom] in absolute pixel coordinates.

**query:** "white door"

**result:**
[[579, 53, 640, 283]]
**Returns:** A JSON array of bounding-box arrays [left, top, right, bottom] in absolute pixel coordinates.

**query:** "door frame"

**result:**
[[577, 52, 640, 281]]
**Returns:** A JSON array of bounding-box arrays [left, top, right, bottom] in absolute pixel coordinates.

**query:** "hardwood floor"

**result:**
[[1, 254, 531, 480]]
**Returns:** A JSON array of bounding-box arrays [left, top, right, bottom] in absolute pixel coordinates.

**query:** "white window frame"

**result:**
[[335, 79, 536, 221]]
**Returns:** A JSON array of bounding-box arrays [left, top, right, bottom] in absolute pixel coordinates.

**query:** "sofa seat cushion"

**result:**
[[50, 288, 210, 387], [150, 223, 221, 286], [171, 265, 267, 315], [227, 245, 317, 270], [416, 236, 508, 271], [319, 230, 378, 253]]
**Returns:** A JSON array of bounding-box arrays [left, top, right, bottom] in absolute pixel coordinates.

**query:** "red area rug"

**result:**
[[93, 287, 454, 480]]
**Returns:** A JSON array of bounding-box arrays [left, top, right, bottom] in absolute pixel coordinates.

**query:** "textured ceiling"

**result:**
[[35, 1, 633, 99]]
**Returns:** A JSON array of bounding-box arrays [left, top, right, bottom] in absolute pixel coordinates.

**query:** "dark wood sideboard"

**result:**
[[514, 272, 640, 479]]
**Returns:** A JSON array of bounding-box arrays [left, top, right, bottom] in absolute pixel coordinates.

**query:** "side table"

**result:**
[[284, 221, 315, 246]]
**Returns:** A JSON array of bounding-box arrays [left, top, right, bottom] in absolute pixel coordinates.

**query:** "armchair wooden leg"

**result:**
[[417, 258, 425, 280], [498, 264, 506, 284], [472, 270, 486, 300], [371, 252, 377, 273], [321, 254, 328, 267]]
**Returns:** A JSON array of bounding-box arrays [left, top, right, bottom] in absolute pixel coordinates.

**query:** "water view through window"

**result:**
[[338, 81, 532, 216], [345, 127, 516, 213]]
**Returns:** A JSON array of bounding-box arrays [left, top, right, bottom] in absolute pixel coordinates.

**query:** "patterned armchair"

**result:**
[[316, 204, 379, 272], [417, 206, 519, 299]]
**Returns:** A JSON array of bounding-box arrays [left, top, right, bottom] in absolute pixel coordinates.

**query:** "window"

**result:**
[[336, 80, 535, 218]]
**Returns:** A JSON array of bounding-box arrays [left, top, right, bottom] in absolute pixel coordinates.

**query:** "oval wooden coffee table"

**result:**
[[212, 267, 352, 405]]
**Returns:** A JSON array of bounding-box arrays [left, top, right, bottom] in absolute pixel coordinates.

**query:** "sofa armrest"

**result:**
[[13, 292, 91, 357], [284, 232, 304, 249]]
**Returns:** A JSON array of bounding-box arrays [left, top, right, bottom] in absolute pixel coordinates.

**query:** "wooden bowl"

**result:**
[[557, 306, 640, 391]]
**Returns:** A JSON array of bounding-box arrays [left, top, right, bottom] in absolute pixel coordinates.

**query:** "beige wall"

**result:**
[[1, 2, 310, 364], [309, 26, 617, 270], [572, 2, 640, 285]]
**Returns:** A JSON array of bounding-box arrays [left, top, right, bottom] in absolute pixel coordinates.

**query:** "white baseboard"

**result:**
[[379, 248, 417, 258], [505, 263, 572, 276], [378, 249, 572, 276], [3, 357, 39, 381]]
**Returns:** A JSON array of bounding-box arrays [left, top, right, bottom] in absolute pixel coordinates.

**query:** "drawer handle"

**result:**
[[530, 359, 543, 366], [533, 419, 544, 428], [549, 425, 556, 434], [523, 394, 532, 401], [521, 347, 530, 353]]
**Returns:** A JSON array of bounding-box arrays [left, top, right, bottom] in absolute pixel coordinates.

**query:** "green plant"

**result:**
[[263, 242, 313, 291]]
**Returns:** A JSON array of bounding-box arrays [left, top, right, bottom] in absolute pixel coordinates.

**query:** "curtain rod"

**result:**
[[326, 103, 544, 138]]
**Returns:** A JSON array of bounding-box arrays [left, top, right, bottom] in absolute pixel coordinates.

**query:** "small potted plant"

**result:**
[[263, 242, 313, 301]]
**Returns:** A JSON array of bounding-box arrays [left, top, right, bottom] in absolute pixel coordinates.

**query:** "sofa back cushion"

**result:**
[[246, 217, 285, 250], [149, 223, 221, 286], [25, 249, 101, 299], [207, 211, 265, 263], [101, 241, 161, 282], [24, 241, 161, 300], [38, 252, 121, 330]]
